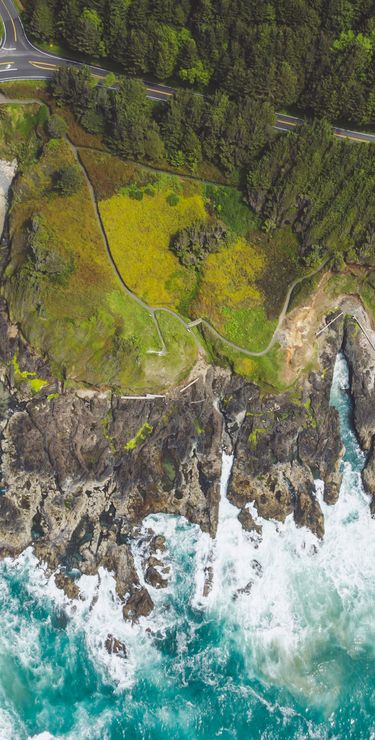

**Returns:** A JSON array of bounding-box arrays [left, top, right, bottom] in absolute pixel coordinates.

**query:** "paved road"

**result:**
[[0, 0, 173, 101], [0, 0, 375, 142]]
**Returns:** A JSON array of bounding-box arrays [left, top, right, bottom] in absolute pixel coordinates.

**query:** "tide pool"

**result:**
[[1, 353, 375, 739]]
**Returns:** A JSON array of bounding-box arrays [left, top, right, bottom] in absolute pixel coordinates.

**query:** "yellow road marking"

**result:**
[[0, 60, 14, 64], [29, 60, 57, 70], [334, 132, 367, 142], [145, 86, 173, 97], [0, 0, 17, 42], [275, 118, 298, 127]]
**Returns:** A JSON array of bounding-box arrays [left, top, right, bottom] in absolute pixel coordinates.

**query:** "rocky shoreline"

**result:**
[[0, 294, 374, 622]]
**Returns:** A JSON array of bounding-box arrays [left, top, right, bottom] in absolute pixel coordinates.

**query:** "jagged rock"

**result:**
[[54, 572, 80, 600], [0, 299, 372, 611], [343, 315, 375, 504], [293, 468, 324, 539], [362, 443, 375, 515], [203, 565, 214, 597], [231, 464, 294, 522], [105, 634, 127, 658], [149, 535, 166, 553], [343, 317, 375, 451], [238, 508, 262, 534], [144, 566, 168, 589], [122, 587, 154, 621], [145, 556, 163, 568], [226, 321, 343, 537]]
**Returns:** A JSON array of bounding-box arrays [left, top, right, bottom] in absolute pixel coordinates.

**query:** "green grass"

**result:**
[[4, 137, 198, 392], [204, 184, 260, 236], [200, 324, 287, 390], [326, 270, 375, 323], [99, 174, 206, 309], [1, 104, 326, 392], [222, 306, 277, 352], [86, 149, 299, 378], [124, 422, 154, 451]]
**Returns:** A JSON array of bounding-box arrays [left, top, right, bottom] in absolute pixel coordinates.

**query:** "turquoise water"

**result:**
[[1, 353, 375, 739]]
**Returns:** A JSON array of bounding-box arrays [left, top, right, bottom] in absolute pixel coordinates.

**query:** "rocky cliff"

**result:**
[[0, 298, 374, 620], [342, 314, 375, 513]]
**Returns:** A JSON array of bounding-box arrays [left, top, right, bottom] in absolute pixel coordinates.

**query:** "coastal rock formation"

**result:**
[[222, 315, 344, 539], [343, 316, 375, 451], [0, 367, 225, 610], [343, 314, 375, 510], [0, 300, 372, 614]]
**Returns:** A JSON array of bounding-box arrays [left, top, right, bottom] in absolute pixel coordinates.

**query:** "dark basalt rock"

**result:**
[[54, 572, 80, 600], [0, 299, 372, 616], [238, 508, 262, 535], [144, 566, 168, 589], [149, 535, 166, 553], [122, 587, 154, 622], [226, 316, 344, 539], [105, 634, 127, 658], [342, 315, 375, 508], [343, 317, 375, 451]]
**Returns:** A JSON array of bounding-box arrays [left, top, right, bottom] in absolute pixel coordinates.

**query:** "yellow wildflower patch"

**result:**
[[192, 237, 265, 322], [99, 190, 206, 308]]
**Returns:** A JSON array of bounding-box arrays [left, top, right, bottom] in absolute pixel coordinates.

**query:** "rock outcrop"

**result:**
[[222, 314, 344, 539], [0, 298, 373, 616], [343, 313, 375, 510]]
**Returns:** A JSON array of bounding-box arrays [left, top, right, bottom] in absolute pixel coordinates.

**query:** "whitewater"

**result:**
[[1, 352, 375, 739]]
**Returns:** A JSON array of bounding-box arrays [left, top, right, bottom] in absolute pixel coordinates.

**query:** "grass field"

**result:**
[[86, 151, 297, 369], [3, 123, 197, 391], [1, 104, 308, 391], [99, 175, 204, 310]]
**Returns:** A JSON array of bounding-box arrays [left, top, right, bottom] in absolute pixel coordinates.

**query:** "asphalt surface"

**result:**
[[0, 0, 374, 142]]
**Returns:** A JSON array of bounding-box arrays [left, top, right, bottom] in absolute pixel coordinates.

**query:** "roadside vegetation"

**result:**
[[24, 0, 375, 127]]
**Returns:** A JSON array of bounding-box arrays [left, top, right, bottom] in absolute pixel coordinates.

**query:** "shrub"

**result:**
[[129, 188, 143, 200], [56, 164, 83, 196], [167, 193, 179, 206], [171, 220, 229, 267], [47, 113, 67, 139]]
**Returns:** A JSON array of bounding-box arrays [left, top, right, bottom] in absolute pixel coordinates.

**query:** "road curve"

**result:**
[[0, 0, 374, 142]]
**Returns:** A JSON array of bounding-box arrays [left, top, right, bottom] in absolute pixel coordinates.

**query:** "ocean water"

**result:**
[[1, 353, 375, 739]]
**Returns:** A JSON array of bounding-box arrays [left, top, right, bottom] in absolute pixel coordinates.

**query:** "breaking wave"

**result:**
[[0, 353, 375, 738]]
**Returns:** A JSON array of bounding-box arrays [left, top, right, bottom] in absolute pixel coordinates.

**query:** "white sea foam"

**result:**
[[0, 352, 373, 736], [104, 353, 375, 716], [188, 353, 375, 713]]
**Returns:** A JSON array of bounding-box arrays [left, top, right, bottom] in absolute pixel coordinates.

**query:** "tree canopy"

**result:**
[[26, 0, 375, 125]]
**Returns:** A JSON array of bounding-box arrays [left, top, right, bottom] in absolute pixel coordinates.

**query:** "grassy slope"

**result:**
[[100, 179, 203, 310], [82, 150, 302, 386], [326, 270, 375, 324], [3, 112, 197, 392], [0, 97, 309, 391]]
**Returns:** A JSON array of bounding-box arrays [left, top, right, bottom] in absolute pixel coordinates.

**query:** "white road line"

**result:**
[[0, 13, 6, 50]]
